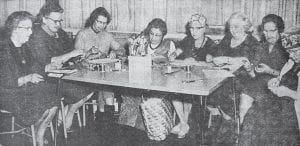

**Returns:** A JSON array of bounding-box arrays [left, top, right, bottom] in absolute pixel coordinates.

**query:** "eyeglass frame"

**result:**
[[16, 26, 32, 31], [45, 17, 64, 24], [95, 19, 108, 25], [149, 30, 163, 37]]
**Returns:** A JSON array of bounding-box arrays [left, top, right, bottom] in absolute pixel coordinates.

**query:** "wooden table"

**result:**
[[58, 61, 240, 144]]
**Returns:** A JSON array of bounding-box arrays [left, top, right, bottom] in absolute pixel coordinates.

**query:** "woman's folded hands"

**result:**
[[18, 73, 44, 86]]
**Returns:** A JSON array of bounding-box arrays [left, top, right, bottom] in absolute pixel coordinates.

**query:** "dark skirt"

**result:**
[[0, 82, 60, 126], [240, 96, 300, 146]]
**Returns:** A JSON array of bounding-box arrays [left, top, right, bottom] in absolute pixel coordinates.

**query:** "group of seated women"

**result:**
[[0, 1, 299, 146], [119, 12, 300, 145]]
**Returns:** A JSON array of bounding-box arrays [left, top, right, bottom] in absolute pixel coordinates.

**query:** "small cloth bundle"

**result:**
[[140, 97, 174, 141]]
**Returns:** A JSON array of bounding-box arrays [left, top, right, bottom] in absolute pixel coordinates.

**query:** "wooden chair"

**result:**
[[0, 110, 55, 146], [60, 98, 82, 139], [59, 91, 94, 138]]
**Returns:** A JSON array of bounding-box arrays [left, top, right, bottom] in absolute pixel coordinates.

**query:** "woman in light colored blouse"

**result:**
[[119, 18, 181, 133], [128, 18, 180, 63]]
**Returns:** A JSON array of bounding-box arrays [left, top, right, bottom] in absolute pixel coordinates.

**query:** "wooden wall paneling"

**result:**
[[295, 0, 300, 26], [110, 0, 116, 30], [88, 0, 96, 15], [60, 0, 71, 28], [232, 0, 241, 14], [19, 0, 26, 11], [132, 0, 141, 32], [0, 1, 6, 26], [284, 0, 297, 28], [102, 0, 113, 30], [69, 0, 83, 28], [258, 0, 267, 25], [204, 0, 217, 26], [215, 0, 224, 25], [173, 0, 181, 32], [115, 0, 134, 32], [251, 0, 261, 25], [153, 0, 166, 20], [54, 0, 300, 33], [223, 0, 234, 25], [143, 0, 154, 28], [176, 0, 194, 32], [81, 0, 91, 28], [128, 0, 135, 32], [6, 0, 20, 17], [166, 0, 178, 33], [26, 0, 45, 16]]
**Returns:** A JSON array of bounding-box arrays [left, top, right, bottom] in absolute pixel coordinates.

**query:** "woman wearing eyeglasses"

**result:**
[[0, 11, 59, 146], [176, 14, 217, 62], [129, 18, 181, 62], [169, 14, 217, 138]]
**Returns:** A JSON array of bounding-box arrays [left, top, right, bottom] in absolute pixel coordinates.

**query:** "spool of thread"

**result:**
[[115, 60, 122, 70], [167, 65, 172, 73], [185, 65, 191, 73]]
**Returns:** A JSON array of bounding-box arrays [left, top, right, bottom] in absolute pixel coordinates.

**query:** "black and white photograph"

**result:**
[[0, 0, 300, 145]]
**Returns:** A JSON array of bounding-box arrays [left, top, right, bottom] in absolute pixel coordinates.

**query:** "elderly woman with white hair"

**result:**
[[212, 12, 263, 125], [0, 11, 59, 146], [208, 12, 263, 145]]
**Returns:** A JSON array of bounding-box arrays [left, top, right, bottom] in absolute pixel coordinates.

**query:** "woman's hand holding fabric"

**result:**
[[255, 63, 272, 74], [205, 54, 213, 63], [109, 51, 117, 59], [168, 52, 177, 62], [212, 56, 230, 66], [269, 86, 296, 99], [268, 77, 280, 89]]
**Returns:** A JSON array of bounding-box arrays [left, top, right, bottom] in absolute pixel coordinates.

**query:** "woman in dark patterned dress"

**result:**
[[266, 31, 300, 145], [239, 14, 292, 145], [0, 11, 59, 146]]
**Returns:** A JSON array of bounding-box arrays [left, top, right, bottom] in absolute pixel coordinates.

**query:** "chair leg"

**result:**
[[49, 122, 54, 141], [92, 100, 97, 120], [11, 116, 15, 138], [31, 125, 36, 146], [60, 101, 67, 139], [76, 110, 82, 128], [83, 104, 86, 127]]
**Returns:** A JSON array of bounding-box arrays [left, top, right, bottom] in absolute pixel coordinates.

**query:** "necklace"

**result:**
[[194, 37, 206, 50], [149, 41, 162, 50], [231, 35, 247, 48]]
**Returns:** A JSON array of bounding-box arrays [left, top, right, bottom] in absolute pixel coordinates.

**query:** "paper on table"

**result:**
[[47, 73, 64, 78], [86, 58, 119, 64], [47, 69, 77, 74], [202, 69, 235, 78], [170, 60, 211, 67]]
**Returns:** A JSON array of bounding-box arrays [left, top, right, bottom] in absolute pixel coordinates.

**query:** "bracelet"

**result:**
[[269, 69, 276, 75]]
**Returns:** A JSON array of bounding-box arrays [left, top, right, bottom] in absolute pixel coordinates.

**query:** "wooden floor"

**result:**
[[1, 104, 300, 146], [0, 105, 204, 146]]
